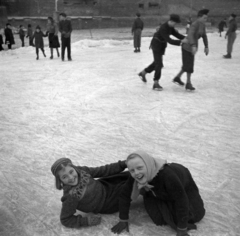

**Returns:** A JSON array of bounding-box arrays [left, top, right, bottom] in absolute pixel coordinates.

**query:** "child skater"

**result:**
[[51, 157, 129, 228], [111, 150, 205, 236], [26, 24, 34, 46], [19, 25, 25, 47], [32, 25, 47, 60]]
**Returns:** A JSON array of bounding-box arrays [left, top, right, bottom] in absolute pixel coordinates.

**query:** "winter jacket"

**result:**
[[32, 31, 47, 48], [4, 28, 15, 45], [132, 18, 144, 33], [226, 19, 238, 36]]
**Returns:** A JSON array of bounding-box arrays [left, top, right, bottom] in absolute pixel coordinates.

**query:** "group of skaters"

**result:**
[[132, 11, 238, 91], [0, 13, 72, 61]]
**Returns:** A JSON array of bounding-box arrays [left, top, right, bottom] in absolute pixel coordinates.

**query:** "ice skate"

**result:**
[[153, 81, 163, 91], [173, 77, 185, 86], [185, 83, 195, 91], [138, 71, 147, 83], [223, 54, 231, 59]]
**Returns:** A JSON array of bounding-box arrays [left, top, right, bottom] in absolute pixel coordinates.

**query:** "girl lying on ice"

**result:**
[[51, 157, 129, 228], [111, 150, 205, 236]]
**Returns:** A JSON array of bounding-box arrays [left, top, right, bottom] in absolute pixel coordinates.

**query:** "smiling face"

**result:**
[[127, 156, 148, 185], [58, 165, 78, 186]]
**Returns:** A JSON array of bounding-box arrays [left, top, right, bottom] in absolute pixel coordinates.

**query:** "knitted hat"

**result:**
[[197, 9, 209, 17], [51, 158, 72, 176], [169, 14, 181, 23], [231, 13, 236, 18]]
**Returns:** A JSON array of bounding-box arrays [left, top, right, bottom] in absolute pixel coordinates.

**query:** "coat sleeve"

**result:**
[[202, 30, 208, 48], [60, 194, 89, 228], [81, 160, 127, 178], [171, 28, 185, 40], [160, 27, 181, 46], [163, 171, 189, 229]]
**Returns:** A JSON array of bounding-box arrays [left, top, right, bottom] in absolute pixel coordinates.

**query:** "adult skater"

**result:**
[[46, 16, 60, 59], [4, 23, 15, 50], [51, 157, 129, 228], [218, 18, 227, 37], [19, 25, 25, 47], [111, 150, 205, 236], [132, 13, 144, 53], [26, 24, 34, 46], [0, 32, 4, 51], [173, 9, 209, 91], [138, 14, 185, 91], [59, 13, 72, 61], [223, 14, 237, 59]]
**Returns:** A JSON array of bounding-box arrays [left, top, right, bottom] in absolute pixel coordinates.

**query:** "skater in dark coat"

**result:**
[[132, 13, 144, 53], [173, 9, 209, 91], [218, 18, 227, 37], [59, 13, 72, 61], [138, 14, 185, 91], [46, 16, 60, 59], [32, 25, 47, 60], [111, 151, 205, 236], [26, 24, 34, 46], [223, 14, 238, 59], [0, 33, 4, 51], [19, 25, 25, 47], [4, 23, 15, 49], [51, 157, 129, 228]]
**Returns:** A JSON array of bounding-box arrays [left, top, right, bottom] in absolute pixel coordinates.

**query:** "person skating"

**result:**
[[138, 14, 185, 91], [4, 23, 15, 50], [32, 25, 47, 60], [223, 14, 237, 59], [46, 16, 60, 59], [26, 24, 34, 46], [173, 9, 209, 91], [0, 32, 4, 51], [218, 18, 227, 37], [132, 13, 144, 53], [59, 13, 72, 61], [19, 25, 25, 47]]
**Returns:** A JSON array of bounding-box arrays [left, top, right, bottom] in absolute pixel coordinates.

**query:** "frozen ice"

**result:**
[[0, 28, 240, 236]]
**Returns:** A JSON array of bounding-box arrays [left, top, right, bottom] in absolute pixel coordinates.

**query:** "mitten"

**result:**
[[111, 221, 129, 234], [87, 215, 101, 226]]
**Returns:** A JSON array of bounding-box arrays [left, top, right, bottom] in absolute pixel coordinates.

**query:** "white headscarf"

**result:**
[[127, 150, 167, 201]]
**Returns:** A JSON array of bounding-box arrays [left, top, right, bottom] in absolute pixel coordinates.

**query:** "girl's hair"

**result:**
[[54, 162, 75, 190], [126, 153, 140, 164], [48, 16, 54, 24]]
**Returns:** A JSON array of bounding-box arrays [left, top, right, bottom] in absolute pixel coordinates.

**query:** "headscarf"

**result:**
[[51, 157, 72, 176], [127, 150, 167, 201]]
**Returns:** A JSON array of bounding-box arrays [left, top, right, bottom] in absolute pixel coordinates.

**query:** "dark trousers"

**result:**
[[145, 50, 163, 81], [61, 36, 71, 59], [133, 29, 142, 48], [227, 32, 236, 54], [8, 44, 12, 49], [20, 36, 24, 47], [36, 47, 45, 55]]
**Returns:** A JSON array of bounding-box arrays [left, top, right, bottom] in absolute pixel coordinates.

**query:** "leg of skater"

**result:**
[[56, 48, 60, 57], [41, 48, 46, 57], [36, 47, 39, 60], [67, 37, 72, 61], [50, 48, 53, 59], [152, 51, 163, 91], [138, 62, 155, 83], [173, 69, 185, 86]]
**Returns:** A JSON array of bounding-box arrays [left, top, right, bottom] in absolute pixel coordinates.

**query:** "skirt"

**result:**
[[48, 33, 60, 48]]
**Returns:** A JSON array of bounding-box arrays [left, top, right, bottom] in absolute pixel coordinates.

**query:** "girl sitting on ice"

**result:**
[[51, 157, 129, 228], [111, 150, 205, 236]]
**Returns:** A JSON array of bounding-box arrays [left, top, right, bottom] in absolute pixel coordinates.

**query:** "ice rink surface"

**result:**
[[0, 28, 240, 236]]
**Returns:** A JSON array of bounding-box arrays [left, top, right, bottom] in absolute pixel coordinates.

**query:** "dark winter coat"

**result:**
[[4, 28, 15, 45], [60, 161, 128, 228], [218, 20, 227, 31], [19, 28, 25, 38], [150, 21, 184, 55], [132, 18, 144, 33], [226, 19, 238, 36], [32, 31, 47, 48], [26, 28, 33, 38], [59, 19, 72, 38], [0, 35, 3, 51], [118, 163, 205, 230]]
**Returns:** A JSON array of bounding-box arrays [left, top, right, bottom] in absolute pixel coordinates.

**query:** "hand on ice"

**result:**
[[191, 46, 197, 55], [204, 47, 209, 56], [176, 228, 190, 236], [87, 215, 101, 226], [111, 221, 129, 234]]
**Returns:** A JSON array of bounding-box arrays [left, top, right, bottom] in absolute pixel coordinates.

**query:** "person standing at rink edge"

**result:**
[[138, 14, 185, 91], [59, 13, 72, 61], [132, 13, 144, 53], [223, 13, 237, 59], [173, 9, 209, 91]]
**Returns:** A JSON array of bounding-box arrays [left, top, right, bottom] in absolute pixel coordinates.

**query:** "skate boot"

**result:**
[[153, 81, 163, 91], [223, 53, 231, 59], [138, 71, 147, 83], [138, 48, 141, 52], [36, 55, 39, 60], [50, 55, 53, 59], [134, 48, 138, 53], [185, 83, 195, 91], [173, 77, 184, 86]]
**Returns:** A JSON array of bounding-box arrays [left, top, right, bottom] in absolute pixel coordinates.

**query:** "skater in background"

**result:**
[[0, 30, 4, 51], [111, 150, 205, 236], [46, 16, 60, 59], [173, 9, 209, 91], [59, 13, 72, 61], [132, 13, 144, 53], [4, 23, 15, 50], [19, 25, 25, 47], [186, 16, 192, 34], [26, 24, 34, 46], [223, 13, 237, 59], [32, 25, 47, 60], [138, 14, 185, 91], [51, 157, 129, 228], [218, 18, 227, 37]]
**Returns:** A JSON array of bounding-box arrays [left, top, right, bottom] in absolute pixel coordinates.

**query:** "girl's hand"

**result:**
[[111, 221, 129, 234]]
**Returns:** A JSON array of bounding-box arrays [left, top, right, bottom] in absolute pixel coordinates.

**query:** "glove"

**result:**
[[176, 228, 190, 236], [204, 47, 209, 56], [111, 221, 129, 234], [87, 215, 101, 226]]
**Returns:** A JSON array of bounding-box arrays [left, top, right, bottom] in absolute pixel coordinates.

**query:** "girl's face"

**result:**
[[127, 156, 148, 185], [36, 29, 40, 32], [58, 165, 78, 186]]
